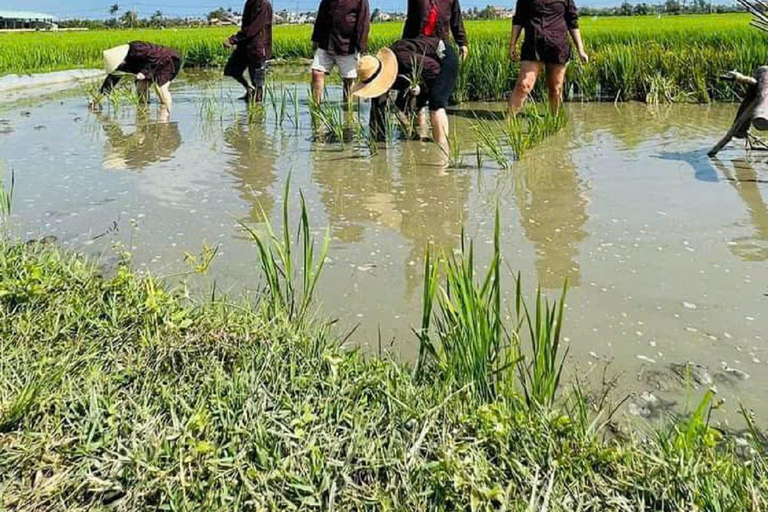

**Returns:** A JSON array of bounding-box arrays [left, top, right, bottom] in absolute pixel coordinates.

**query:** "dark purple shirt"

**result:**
[[311, 0, 370, 55], [402, 0, 467, 48], [232, 0, 273, 61], [100, 41, 180, 94], [513, 0, 579, 64]]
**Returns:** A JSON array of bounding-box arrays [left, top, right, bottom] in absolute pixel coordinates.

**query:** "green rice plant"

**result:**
[[515, 276, 569, 408], [417, 210, 517, 401], [238, 179, 330, 323], [645, 72, 680, 105], [308, 98, 347, 144], [0, 169, 14, 219], [472, 119, 510, 169]]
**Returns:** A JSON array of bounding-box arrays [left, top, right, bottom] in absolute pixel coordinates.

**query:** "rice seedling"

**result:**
[[416, 210, 514, 401], [238, 179, 330, 323], [308, 97, 347, 144], [472, 119, 511, 169], [515, 275, 569, 408], [0, 169, 14, 219]]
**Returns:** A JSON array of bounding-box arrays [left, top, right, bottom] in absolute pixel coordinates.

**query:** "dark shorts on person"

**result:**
[[395, 44, 458, 112], [224, 46, 267, 86], [520, 35, 571, 65], [170, 56, 183, 82]]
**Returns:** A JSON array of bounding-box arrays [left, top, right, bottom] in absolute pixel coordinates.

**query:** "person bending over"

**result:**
[[311, 0, 370, 105], [508, 0, 587, 113], [96, 41, 181, 114], [352, 36, 459, 156], [224, 0, 273, 103]]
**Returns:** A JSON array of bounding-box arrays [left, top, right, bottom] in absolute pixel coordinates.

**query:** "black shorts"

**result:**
[[395, 44, 458, 112], [224, 46, 266, 85]]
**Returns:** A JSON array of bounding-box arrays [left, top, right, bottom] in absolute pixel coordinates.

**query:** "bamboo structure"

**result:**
[[709, 0, 768, 156]]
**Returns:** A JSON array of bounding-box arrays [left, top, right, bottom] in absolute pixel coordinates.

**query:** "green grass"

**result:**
[[2, 14, 767, 102], [1, 203, 768, 509]]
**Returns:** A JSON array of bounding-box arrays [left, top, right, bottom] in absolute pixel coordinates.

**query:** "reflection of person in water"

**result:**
[[396, 142, 471, 290], [99, 110, 182, 171], [712, 158, 768, 261], [223, 120, 277, 223], [514, 152, 588, 288], [310, 140, 397, 243]]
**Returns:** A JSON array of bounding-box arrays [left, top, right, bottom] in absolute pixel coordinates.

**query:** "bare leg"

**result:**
[[430, 108, 449, 155], [545, 63, 567, 113], [231, 73, 254, 99], [508, 60, 543, 115], [416, 108, 429, 140], [155, 82, 172, 114], [312, 70, 325, 105]]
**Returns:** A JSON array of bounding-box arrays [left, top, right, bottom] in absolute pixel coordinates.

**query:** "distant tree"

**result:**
[[207, 7, 231, 21], [151, 10, 164, 26], [619, 1, 633, 15], [665, 0, 681, 12], [371, 7, 381, 20], [633, 2, 651, 14], [120, 10, 138, 27], [109, 4, 120, 15]]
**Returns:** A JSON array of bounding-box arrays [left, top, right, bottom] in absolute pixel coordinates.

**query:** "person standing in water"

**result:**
[[402, 0, 468, 61], [224, 0, 273, 103], [352, 36, 458, 156], [507, 0, 587, 113], [96, 42, 181, 115], [310, 0, 370, 106]]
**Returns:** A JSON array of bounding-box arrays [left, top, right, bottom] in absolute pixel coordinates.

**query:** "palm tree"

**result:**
[[109, 4, 120, 16]]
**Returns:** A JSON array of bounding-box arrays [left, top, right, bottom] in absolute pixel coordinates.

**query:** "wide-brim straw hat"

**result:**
[[103, 45, 130, 74], [352, 48, 398, 99]]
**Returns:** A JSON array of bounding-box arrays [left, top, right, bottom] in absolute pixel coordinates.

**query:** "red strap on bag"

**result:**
[[422, 0, 438, 36]]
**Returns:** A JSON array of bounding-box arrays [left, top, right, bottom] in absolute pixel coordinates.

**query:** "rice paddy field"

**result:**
[[2, 14, 768, 102], [2, 12, 768, 510]]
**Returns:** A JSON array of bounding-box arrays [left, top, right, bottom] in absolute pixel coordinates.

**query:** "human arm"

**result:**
[[450, 0, 468, 59], [311, 0, 330, 47], [401, 0, 421, 39], [510, 0, 528, 60], [566, 0, 587, 62], [356, 0, 371, 53], [509, 24, 522, 60], [99, 74, 122, 95]]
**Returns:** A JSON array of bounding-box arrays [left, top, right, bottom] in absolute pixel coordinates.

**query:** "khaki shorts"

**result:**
[[311, 48, 358, 79]]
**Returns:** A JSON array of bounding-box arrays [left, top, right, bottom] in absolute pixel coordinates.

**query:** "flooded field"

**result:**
[[1, 72, 766, 423]]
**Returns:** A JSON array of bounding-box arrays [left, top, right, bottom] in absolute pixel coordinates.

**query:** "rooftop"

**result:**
[[0, 10, 57, 21]]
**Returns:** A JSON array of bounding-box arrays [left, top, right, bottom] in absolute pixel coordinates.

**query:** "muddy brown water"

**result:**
[[1, 71, 766, 426]]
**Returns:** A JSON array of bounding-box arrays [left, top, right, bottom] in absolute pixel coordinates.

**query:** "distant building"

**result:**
[[0, 10, 57, 30], [491, 6, 515, 18]]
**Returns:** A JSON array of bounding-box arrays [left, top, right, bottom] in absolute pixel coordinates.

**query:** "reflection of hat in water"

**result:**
[[352, 48, 398, 99], [103, 45, 130, 74]]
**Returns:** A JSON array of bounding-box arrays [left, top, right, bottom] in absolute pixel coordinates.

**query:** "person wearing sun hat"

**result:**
[[353, 35, 459, 155], [96, 41, 182, 114]]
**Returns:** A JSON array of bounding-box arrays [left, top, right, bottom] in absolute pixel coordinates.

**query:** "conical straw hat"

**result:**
[[352, 48, 398, 99], [103, 45, 130, 74]]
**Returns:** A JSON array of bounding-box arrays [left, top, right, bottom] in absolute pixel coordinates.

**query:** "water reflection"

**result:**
[[514, 148, 588, 288], [311, 143, 396, 243], [98, 109, 182, 171], [713, 157, 768, 261], [395, 143, 471, 291], [223, 119, 277, 222]]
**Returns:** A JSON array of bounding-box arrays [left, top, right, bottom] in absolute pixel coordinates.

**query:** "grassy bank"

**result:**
[[1, 14, 766, 102], [1, 236, 767, 509]]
